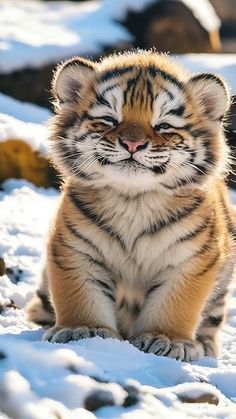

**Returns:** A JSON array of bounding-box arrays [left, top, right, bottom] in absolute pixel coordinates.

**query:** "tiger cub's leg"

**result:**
[[196, 288, 229, 357], [43, 235, 120, 344], [27, 266, 55, 326], [130, 261, 223, 362]]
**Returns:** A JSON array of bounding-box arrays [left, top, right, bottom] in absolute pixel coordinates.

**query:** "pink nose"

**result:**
[[120, 139, 146, 153]]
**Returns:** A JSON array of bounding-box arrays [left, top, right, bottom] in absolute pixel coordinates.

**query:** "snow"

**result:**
[[0, 94, 51, 155], [178, 54, 236, 95], [0, 0, 220, 74], [0, 179, 236, 418], [0, 113, 48, 155], [0, 93, 51, 124]]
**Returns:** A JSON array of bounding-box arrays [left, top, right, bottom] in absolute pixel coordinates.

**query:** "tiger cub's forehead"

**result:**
[[94, 66, 188, 126]]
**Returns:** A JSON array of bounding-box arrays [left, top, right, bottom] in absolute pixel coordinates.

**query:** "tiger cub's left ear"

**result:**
[[52, 57, 96, 104], [187, 73, 230, 121]]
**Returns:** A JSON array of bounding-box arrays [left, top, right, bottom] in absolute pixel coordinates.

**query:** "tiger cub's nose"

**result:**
[[119, 138, 148, 153]]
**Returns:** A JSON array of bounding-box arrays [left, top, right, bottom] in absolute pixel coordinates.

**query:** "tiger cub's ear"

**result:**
[[187, 73, 230, 121], [52, 57, 96, 104]]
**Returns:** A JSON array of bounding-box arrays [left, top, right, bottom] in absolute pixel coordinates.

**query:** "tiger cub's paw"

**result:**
[[43, 326, 120, 343], [130, 333, 204, 362]]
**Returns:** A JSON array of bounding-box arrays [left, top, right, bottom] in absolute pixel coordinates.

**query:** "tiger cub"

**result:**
[[28, 51, 235, 361]]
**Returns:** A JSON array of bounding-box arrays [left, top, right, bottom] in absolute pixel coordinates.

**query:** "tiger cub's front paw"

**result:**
[[130, 333, 204, 362], [43, 326, 120, 343]]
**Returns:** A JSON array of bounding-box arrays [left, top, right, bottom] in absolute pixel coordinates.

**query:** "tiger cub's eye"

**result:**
[[101, 116, 118, 126], [155, 123, 172, 131]]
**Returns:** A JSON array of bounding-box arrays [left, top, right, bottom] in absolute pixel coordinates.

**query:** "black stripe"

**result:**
[[76, 170, 93, 181], [160, 173, 200, 190], [193, 222, 216, 257], [163, 345, 174, 357], [36, 290, 54, 314], [152, 157, 170, 174], [177, 216, 211, 243], [148, 66, 183, 89], [55, 112, 79, 138], [64, 58, 95, 71], [95, 279, 113, 292], [64, 218, 95, 247], [146, 79, 154, 105], [167, 104, 185, 116], [86, 114, 106, 121], [54, 232, 103, 268], [124, 72, 141, 107], [196, 252, 220, 276], [55, 142, 92, 181], [144, 338, 156, 353], [64, 218, 105, 263], [89, 329, 96, 337], [119, 298, 126, 310], [210, 289, 228, 305], [100, 66, 134, 82], [191, 129, 209, 139], [133, 195, 205, 247], [95, 94, 111, 108], [103, 291, 116, 302], [89, 276, 115, 302], [101, 84, 118, 96], [95, 155, 110, 166], [68, 189, 126, 249], [202, 139, 215, 165], [50, 243, 75, 272], [146, 283, 163, 297], [219, 190, 236, 236], [76, 133, 89, 142], [162, 87, 174, 101], [57, 141, 75, 166], [204, 315, 223, 327]]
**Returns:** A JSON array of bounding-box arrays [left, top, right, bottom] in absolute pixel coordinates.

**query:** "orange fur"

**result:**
[[28, 51, 235, 361]]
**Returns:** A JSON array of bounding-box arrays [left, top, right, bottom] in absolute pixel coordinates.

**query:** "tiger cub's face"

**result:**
[[50, 52, 230, 193]]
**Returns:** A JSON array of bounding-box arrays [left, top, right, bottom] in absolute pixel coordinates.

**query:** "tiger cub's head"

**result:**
[[50, 51, 230, 194]]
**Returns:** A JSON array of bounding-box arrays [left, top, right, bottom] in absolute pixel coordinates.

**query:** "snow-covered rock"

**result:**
[[0, 100, 57, 187], [0, 113, 48, 155]]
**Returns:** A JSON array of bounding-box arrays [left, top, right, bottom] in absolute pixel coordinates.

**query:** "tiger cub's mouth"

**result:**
[[96, 152, 166, 174]]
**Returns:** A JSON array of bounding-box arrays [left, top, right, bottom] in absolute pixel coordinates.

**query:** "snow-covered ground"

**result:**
[[0, 1, 235, 416], [0, 179, 236, 418], [0, 94, 236, 419]]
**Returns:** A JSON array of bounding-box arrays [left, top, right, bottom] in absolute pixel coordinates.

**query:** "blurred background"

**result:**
[[0, 0, 236, 189]]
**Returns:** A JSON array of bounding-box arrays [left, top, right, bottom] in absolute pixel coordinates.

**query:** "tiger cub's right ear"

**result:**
[[52, 57, 96, 104]]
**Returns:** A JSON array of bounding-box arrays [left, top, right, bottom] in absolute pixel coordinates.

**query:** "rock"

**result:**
[[173, 382, 220, 406], [0, 139, 58, 188], [210, 0, 236, 24], [122, 384, 140, 407], [84, 389, 115, 412], [123, 0, 221, 53], [210, 0, 236, 52], [0, 258, 6, 276], [178, 392, 219, 405], [0, 65, 54, 110]]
